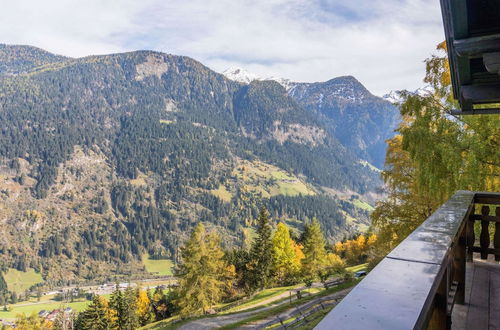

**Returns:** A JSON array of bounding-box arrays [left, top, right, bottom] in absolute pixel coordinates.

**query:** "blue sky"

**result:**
[[0, 0, 444, 95]]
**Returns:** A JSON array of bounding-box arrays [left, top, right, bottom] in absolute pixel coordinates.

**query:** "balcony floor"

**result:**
[[452, 256, 500, 330]]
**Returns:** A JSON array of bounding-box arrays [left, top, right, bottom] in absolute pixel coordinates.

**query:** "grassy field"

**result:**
[[210, 185, 232, 202], [159, 119, 175, 125], [294, 307, 333, 329], [221, 284, 301, 314], [0, 299, 89, 320], [351, 199, 375, 212], [272, 181, 314, 197], [231, 159, 316, 198], [346, 263, 368, 273], [142, 255, 174, 276], [3, 268, 44, 293], [0, 293, 117, 320]]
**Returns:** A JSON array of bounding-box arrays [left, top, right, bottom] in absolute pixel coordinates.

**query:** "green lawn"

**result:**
[[3, 268, 44, 293], [0, 299, 89, 320], [0, 294, 114, 320], [346, 263, 368, 273], [143, 255, 174, 276]]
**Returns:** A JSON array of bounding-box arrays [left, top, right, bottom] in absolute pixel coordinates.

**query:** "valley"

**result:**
[[0, 43, 398, 308]]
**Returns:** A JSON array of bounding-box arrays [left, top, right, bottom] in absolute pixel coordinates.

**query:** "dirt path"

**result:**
[[241, 288, 351, 328], [229, 282, 325, 313], [178, 285, 349, 330]]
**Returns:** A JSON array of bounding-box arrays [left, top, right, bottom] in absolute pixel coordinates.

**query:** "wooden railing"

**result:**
[[315, 191, 500, 330], [467, 193, 500, 262]]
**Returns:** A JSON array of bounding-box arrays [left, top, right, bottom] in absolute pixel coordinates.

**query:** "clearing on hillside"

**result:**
[[3, 268, 44, 293], [142, 255, 174, 276], [209, 159, 316, 202]]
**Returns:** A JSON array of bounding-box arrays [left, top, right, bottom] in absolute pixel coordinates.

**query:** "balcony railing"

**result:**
[[316, 190, 500, 330]]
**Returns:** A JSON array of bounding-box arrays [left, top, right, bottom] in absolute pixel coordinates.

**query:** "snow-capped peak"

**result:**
[[383, 86, 434, 104], [222, 67, 261, 84], [222, 67, 295, 90], [382, 91, 401, 104]]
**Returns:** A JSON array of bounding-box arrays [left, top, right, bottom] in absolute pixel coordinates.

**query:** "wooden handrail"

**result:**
[[316, 191, 500, 330]]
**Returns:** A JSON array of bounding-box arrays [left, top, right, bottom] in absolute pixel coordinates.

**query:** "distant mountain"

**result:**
[[288, 77, 400, 168], [0, 45, 379, 284], [223, 70, 400, 168], [0, 44, 69, 75]]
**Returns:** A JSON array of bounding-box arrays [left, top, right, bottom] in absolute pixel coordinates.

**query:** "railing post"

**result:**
[[454, 225, 466, 304], [480, 205, 490, 260], [495, 207, 500, 261], [466, 209, 475, 261]]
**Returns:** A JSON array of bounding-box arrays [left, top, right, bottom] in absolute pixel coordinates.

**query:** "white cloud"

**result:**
[[0, 0, 444, 95]]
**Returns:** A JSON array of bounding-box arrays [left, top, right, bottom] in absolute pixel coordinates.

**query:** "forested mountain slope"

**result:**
[[0, 44, 380, 285], [287, 76, 400, 169], [0, 44, 69, 75]]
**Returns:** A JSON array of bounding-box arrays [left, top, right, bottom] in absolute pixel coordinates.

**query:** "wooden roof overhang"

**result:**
[[440, 0, 500, 115]]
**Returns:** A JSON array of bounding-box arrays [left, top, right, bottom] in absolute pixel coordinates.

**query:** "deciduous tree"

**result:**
[[372, 42, 500, 261], [175, 223, 226, 317], [136, 289, 154, 326], [272, 222, 301, 284]]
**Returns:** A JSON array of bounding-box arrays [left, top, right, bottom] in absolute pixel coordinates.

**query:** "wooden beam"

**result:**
[[440, 0, 462, 100], [474, 194, 500, 204], [450, 108, 500, 115], [483, 52, 500, 74], [461, 84, 500, 104], [454, 34, 500, 56]]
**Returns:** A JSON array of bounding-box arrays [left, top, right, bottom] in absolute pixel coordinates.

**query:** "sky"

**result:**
[[0, 0, 445, 96]]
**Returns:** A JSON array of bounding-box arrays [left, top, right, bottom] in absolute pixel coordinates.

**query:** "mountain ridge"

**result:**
[[0, 44, 384, 284], [222, 67, 400, 168]]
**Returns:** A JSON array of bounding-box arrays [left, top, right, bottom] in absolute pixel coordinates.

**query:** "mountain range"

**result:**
[[222, 67, 400, 168], [0, 44, 399, 285]]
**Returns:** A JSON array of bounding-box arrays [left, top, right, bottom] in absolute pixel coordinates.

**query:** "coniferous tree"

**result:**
[[245, 207, 274, 291], [176, 223, 226, 317], [109, 285, 138, 330], [75, 295, 117, 330], [0, 274, 7, 294], [301, 218, 327, 284]]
